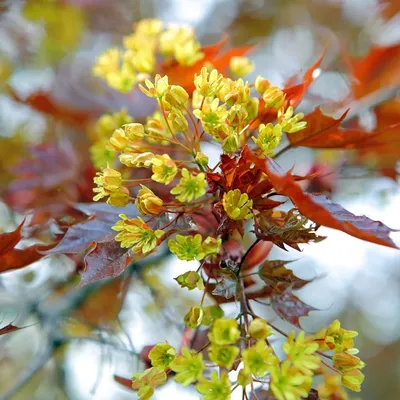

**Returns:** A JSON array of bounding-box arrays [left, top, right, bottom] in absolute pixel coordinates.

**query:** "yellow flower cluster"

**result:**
[[93, 19, 204, 93]]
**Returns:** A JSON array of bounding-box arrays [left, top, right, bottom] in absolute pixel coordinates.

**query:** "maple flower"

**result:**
[[112, 215, 164, 254], [165, 85, 189, 108], [132, 367, 167, 397], [139, 74, 169, 98], [159, 25, 195, 55], [168, 234, 205, 261], [109, 128, 130, 152], [252, 123, 283, 155], [222, 189, 253, 220], [93, 108, 133, 139], [170, 347, 205, 386], [242, 340, 278, 377], [237, 369, 252, 387], [263, 85, 285, 109], [119, 152, 155, 168], [221, 134, 240, 154], [167, 109, 189, 134], [123, 122, 145, 140], [170, 168, 207, 202], [314, 319, 358, 353], [226, 104, 248, 127], [318, 374, 348, 400], [202, 236, 222, 257], [184, 306, 204, 328], [149, 343, 176, 370], [230, 56, 254, 77], [283, 331, 320, 375], [90, 139, 114, 170], [193, 98, 229, 140], [208, 344, 240, 369], [135, 18, 163, 36], [135, 185, 164, 216], [92, 48, 121, 80], [208, 318, 240, 346], [108, 186, 130, 207], [254, 76, 271, 95], [269, 361, 312, 400], [194, 67, 224, 97], [174, 271, 205, 291], [202, 305, 224, 326], [341, 369, 365, 392], [217, 78, 251, 106], [195, 151, 209, 168], [248, 318, 272, 340], [278, 106, 306, 133], [333, 352, 366, 372], [151, 154, 178, 184], [93, 168, 125, 202], [175, 38, 204, 66], [196, 370, 232, 400]]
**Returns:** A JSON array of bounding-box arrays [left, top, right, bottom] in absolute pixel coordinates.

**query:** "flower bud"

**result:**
[[184, 306, 204, 329], [165, 85, 189, 107], [195, 152, 209, 167], [107, 186, 130, 207], [230, 56, 254, 77], [254, 76, 271, 94], [109, 128, 129, 152], [249, 318, 272, 340], [119, 152, 154, 168], [135, 185, 163, 215], [123, 122, 145, 140]]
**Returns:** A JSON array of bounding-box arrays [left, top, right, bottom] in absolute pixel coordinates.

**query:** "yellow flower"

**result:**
[[194, 67, 224, 97], [252, 123, 282, 155], [149, 343, 176, 370], [139, 74, 169, 98], [230, 56, 254, 77], [222, 189, 253, 220], [135, 185, 164, 215], [90, 139, 115, 170], [193, 98, 228, 140], [109, 128, 130, 152], [167, 109, 189, 134], [195, 152, 209, 168], [208, 318, 240, 346], [318, 374, 348, 400], [119, 152, 155, 168], [170, 347, 205, 386], [221, 134, 240, 154], [196, 371, 232, 400], [170, 168, 207, 202], [226, 104, 248, 127], [112, 215, 164, 254], [341, 369, 364, 392], [168, 234, 205, 261], [263, 85, 285, 109], [92, 108, 133, 140], [254, 76, 271, 95], [135, 18, 163, 36], [151, 154, 178, 184], [123, 122, 145, 140], [283, 331, 320, 375], [278, 106, 306, 133], [269, 361, 312, 400], [217, 78, 251, 106], [108, 186, 130, 207], [93, 168, 124, 201], [248, 318, 272, 340], [145, 111, 172, 145], [333, 352, 365, 372], [208, 344, 240, 369], [132, 367, 167, 393], [184, 306, 204, 329], [124, 48, 155, 74], [136, 386, 153, 400], [202, 305, 224, 326], [314, 319, 358, 353], [165, 85, 189, 108], [202, 236, 222, 257], [159, 25, 195, 56], [175, 271, 205, 291], [242, 340, 278, 377], [92, 48, 121, 79], [237, 369, 252, 387], [174, 38, 204, 66]]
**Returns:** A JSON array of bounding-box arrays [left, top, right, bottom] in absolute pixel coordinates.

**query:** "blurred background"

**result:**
[[0, 0, 399, 399]]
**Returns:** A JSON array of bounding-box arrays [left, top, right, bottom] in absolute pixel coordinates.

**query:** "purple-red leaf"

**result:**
[[271, 288, 317, 328]]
